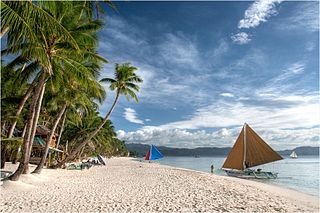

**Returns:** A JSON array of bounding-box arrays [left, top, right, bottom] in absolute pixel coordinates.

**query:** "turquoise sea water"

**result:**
[[152, 156, 319, 197]]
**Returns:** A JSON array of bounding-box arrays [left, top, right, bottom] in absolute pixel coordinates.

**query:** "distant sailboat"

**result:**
[[222, 123, 283, 179], [290, 151, 298, 159], [145, 145, 164, 161]]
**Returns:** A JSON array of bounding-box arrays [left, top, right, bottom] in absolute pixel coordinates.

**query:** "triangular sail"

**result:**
[[222, 127, 245, 170], [290, 151, 297, 158], [245, 125, 283, 168], [222, 124, 283, 170], [149, 145, 164, 160], [144, 149, 150, 160], [144, 145, 164, 160]]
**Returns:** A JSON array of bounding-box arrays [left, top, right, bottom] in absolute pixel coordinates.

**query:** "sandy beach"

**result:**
[[0, 157, 319, 212]]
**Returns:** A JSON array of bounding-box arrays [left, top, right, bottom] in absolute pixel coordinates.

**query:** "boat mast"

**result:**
[[243, 123, 247, 170]]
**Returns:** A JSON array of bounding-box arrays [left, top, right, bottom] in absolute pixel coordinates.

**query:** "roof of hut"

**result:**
[[36, 125, 58, 137]]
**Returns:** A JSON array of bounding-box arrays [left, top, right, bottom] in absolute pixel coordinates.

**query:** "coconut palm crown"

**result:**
[[100, 63, 142, 103]]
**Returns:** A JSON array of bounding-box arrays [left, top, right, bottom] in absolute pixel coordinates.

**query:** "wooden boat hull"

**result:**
[[223, 169, 278, 179]]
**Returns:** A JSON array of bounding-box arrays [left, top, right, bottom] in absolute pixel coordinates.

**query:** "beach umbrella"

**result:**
[[97, 155, 106, 166], [144, 145, 164, 160]]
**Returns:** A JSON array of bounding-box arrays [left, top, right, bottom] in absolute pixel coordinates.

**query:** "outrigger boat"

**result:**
[[290, 151, 298, 159], [222, 123, 283, 179], [145, 145, 164, 161]]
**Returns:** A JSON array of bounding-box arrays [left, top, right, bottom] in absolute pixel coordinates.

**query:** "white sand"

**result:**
[[0, 158, 319, 212]]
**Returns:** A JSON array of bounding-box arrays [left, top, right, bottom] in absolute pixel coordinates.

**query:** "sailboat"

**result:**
[[145, 145, 164, 161], [222, 123, 283, 179], [290, 151, 298, 159]]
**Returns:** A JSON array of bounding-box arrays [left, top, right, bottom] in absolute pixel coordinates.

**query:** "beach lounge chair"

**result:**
[[0, 171, 12, 180], [81, 162, 93, 170], [66, 160, 93, 170]]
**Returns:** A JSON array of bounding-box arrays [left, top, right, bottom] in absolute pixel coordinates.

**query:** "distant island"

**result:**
[[126, 143, 319, 157]]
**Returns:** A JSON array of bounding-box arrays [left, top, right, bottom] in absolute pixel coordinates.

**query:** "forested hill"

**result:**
[[126, 143, 319, 157]]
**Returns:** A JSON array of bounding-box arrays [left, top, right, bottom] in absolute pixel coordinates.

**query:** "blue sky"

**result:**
[[97, 1, 319, 150]]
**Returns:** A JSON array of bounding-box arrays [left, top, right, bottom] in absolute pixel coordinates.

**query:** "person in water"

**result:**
[[210, 164, 214, 173], [245, 161, 249, 168]]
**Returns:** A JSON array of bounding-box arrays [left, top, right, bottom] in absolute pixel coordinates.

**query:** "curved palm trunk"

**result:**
[[56, 110, 66, 149], [12, 124, 27, 164], [54, 110, 66, 161], [23, 81, 46, 174], [55, 92, 120, 168], [9, 72, 46, 181], [1, 78, 36, 169], [33, 102, 67, 174], [7, 80, 37, 139], [1, 144, 8, 169], [1, 122, 7, 168]]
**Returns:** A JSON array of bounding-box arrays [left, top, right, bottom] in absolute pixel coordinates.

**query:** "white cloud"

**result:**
[[211, 39, 229, 58], [145, 118, 151, 122], [272, 62, 305, 83], [154, 60, 315, 131], [238, 0, 283, 29], [144, 61, 317, 132], [118, 127, 238, 148], [156, 94, 319, 130], [107, 16, 148, 46], [305, 42, 315, 52], [259, 62, 305, 95], [231, 32, 251, 45], [220, 93, 234, 98], [277, 2, 319, 32], [118, 126, 320, 150], [100, 15, 318, 150], [158, 33, 201, 69], [219, 128, 231, 137], [123, 108, 144, 124], [231, 0, 283, 45], [99, 16, 210, 108]]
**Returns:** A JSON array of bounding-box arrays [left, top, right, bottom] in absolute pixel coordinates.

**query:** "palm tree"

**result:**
[[0, 59, 35, 168], [61, 110, 117, 159], [2, 1, 109, 181], [32, 61, 106, 174], [2, 1, 78, 180], [1, 0, 113, 143], [2, 55, 42, 141], [55, 63, 142, 167]]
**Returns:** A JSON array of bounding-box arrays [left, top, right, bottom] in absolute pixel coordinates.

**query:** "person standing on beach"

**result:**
[[211, 164, 214, 173]]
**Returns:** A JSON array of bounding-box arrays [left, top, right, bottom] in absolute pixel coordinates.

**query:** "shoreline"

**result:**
[[1, 157, 319, 212], [148, 158, 319, 198], [144, 156, 320, 198], [138, 159, 319, 205]]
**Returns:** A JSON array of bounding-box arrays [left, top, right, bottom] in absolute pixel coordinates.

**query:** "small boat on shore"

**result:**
[[290, 151, 298, 159], [222, 123, 283, 179]]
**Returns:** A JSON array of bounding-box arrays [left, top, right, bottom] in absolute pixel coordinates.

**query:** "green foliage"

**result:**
[[61, 109, 126, 157], [1, 1, 136, 162], [1, 137, 23, 150], [100, 63, 143, 103], [1, 60, 31, 126]]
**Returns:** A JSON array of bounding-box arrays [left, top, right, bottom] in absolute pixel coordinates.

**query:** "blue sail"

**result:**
[[149, 145, 164, 160]]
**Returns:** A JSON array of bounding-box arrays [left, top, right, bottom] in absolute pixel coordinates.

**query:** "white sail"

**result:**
[[290, 151, 298, 159]]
